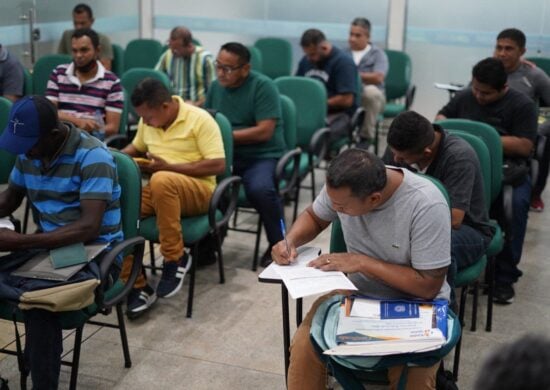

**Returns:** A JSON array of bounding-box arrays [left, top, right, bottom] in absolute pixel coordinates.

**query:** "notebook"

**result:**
[[11, 243, 109, 281]]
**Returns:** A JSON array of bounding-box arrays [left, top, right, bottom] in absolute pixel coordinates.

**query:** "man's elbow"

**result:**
[[215, 160, 226, 175]]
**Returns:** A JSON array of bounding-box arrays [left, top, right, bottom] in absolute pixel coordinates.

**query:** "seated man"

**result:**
[[346, 17, 388, 143], [436, 57, 538, 304], [0, 95, 122, 388], [121, 78, 225, 317], [494, 28, 550, 212], [386, 110, 493, 301], [297, 29, 359, 144], [58, 3, 113, 70], [272, 148, 451, 389], [0, 43, 25, 102], [205, 42, 286, 266], [155, 26, 215, 107], [47, 28, 123, 140]]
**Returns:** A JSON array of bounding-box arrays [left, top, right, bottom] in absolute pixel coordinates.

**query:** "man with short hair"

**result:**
[[436, 57, 538, 304], [346, 17, 388, 142], [272, 148, 451, 389], [121, 78, 225, 317], [0, 95, 122, 388], [494, 27, 550, 212], [58, 3, 113, 70], [47, 28, 123, 139], [297, 29, 358, 143], [0, 44, 25, 102], [206, 42, 286, 266], [155, 26, 215, 107], [386, 110, 493, 298]]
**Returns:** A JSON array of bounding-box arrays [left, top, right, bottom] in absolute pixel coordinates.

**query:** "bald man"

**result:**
[[155, 26, 216, 106]]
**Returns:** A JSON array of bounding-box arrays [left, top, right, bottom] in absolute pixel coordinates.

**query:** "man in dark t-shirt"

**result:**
[[436, 57, 537, 304], [297, 29, 358, 143], [385, 111, 493, 304]]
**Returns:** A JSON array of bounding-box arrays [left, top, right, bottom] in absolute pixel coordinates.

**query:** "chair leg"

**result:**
[[22, 199, 31, 234], [149, 241, 157, 275], [115, 303, 132, 368], [251, 218, 262, 271], [215, 233, 225, 284], [310, 166, 316, 202], [374, 119, 380, 155], [471, 281, 479, 332], [69, 326, 84, 390], [453, 286, 468, 381], [292, 185, 301, 223], [186, 245, 198, 318], [486, 256, 495, 332]]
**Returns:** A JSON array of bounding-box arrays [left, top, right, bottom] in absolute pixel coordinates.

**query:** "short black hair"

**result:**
[[387, 111, 435, 154], [300, 29, 326, 47], [72, 28, 99, 49], [73, 3, 93, 19], [472, 57, 507, 90], [351, 18, 371, 34], [131, 78, 172, 108], [326, 149, 387, 199], [497, 28, 526, 49], [474, 334, 550, 390], [220, 42, 250, 65]]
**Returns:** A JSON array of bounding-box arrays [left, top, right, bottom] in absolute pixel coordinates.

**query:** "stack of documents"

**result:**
[[272, 246, 357, 299], [325, 297, 447, 356]]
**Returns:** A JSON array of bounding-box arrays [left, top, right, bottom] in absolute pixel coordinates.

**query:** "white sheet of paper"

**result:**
[[349, 299, 381, 319], [0, 218, 14, 231]]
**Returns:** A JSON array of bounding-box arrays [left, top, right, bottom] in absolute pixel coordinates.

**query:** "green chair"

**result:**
[[0, 98, 16, 184], [230, 95, 302, 270], [123, 39, 163, 71], [382, 50, 416, 118], [32, 54, 72, 96], [275, 76, 331, 203], [111, 43, 125, 77], [140, 111, 241, 317], [104, 88, 129, 149], [526, 56, 550, 76], [0, 150, 145, 390], [254, 38, 292, 79], [247, 45, 263, 72], [22, 68, 33, 96]]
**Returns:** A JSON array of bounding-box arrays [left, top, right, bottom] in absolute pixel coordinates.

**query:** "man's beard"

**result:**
[[75, 59, 97, 73]]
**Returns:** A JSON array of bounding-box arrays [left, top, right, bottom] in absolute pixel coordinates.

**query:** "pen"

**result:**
[[280, 218, 290, 257]]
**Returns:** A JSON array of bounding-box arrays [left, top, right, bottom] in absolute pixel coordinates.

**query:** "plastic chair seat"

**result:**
[[383, 103, 406, 118], [284, 153, 313, 178], [455, 256, 487, 287], [487, 221, 503, 257]]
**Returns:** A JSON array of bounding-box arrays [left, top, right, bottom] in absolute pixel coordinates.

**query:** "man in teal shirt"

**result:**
[[206, 42, 286, 265]]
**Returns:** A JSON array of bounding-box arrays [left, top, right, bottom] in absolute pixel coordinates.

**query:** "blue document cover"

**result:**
[[380, 301, 420, 319]]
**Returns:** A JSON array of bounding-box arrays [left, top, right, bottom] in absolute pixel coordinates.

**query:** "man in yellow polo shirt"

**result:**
[[121, 78, 225, 318]]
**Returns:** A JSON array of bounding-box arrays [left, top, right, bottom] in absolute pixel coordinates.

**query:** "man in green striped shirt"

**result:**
[[156, 26, 216, 107]]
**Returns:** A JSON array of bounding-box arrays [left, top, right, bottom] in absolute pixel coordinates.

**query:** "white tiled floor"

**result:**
[[1, 146, 550, 389]]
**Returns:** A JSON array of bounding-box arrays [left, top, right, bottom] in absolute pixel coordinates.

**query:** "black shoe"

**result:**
[[260, 246, 273, 267], [126, 284, 157, 319], [157, 252, 192, 298], [493, 283, 515, 304]]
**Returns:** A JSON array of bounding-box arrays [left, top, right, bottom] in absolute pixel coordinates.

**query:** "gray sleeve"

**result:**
[[1, 57, 24, 96], [410, 201, 451, 270], [533, 68, 550, 107], [372, 49, 389, 75], [441, 157, 477, 211], [312, 185, 338, 222]]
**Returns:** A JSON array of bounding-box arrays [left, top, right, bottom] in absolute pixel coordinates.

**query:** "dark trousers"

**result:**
[[233, 157, 284, 246], [326, 112, 352, 144], [493, 177, 531, 285], [23, 309, 62, 390]]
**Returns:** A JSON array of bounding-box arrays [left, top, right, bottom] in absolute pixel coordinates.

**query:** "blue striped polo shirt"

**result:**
[[8, 124, 123, 244]]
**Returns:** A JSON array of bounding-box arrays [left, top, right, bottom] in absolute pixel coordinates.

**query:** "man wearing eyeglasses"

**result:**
[[205, 42, 287, 266]]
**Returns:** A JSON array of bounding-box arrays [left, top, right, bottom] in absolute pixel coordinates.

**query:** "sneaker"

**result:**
[[157, 252, 192, 298], [493, 283, 515, 304], [530, 196, 545, 212], [126, 284, 157, 319]]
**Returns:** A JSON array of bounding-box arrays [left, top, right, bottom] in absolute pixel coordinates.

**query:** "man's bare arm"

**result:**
[[328, 94, 354, 110], [501, 136, 533, 158], [233, 119, 276, 145]]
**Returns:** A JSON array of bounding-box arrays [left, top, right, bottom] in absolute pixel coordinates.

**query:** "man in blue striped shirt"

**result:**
[[0, 95, 122, 388]]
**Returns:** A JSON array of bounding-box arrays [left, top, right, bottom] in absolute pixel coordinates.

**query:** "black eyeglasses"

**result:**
[[214, 61, 244, 75]]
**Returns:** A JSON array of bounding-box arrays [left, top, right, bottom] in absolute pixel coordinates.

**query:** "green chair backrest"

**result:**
[[110, 150, 142, 240], [447, 130, 492, 208], [254, 38, 292, 79], [124, 39, 163, 71], [384, 49, 412, 101], [0, 98, 16, 184], [120, 68, 171, 120], [525, 57, 550, 77], [330, 218, 347, 253], [436, 119, 502, 204], [23, 68, 33, 96], [279, 94, 297, 150], [111, 43, 125, 77], [32, 54, 72, 95], [213, 111, 234, 181], [247, 45, 263, 72], [275, 76, 327, 148]]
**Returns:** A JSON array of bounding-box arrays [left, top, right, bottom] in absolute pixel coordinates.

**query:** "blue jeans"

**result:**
[[24, 309, 62, 390], [233, 157, 284, 246], [494, 177, 531, 285]]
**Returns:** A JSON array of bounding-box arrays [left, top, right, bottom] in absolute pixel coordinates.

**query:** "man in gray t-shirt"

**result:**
[[272, 149, 451, 390], [0, 45, 24, 102]]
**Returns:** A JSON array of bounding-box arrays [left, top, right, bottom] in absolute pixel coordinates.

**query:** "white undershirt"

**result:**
[[351, 44, 371, 66]]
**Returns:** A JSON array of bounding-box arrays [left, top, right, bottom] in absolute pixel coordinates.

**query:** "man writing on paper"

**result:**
[[272, 148, 451, 390]]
